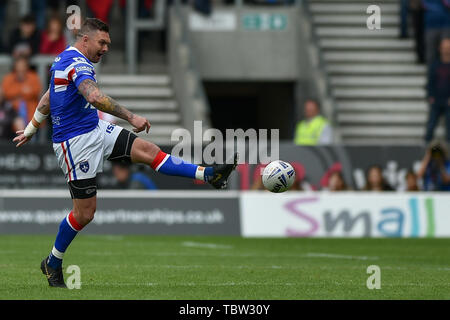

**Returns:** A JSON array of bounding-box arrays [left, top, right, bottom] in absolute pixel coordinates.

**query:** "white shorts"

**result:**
[[53, 119, 123, 182]]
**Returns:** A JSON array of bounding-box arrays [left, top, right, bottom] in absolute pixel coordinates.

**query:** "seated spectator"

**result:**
[[1, 56, 42, 124], [417, 143, 450, 191], [324, 171, 350, 191], [9, 14, 40, 59], [423, 0, 450, 65], [0, 91, 24, 140], [405, 170, 420, 191], [294, 99, 333, 145], [112, 162, 157, 190], [39, 15, 67, 55], [424, 37, 450, 144], [363, 165, 394, 191]]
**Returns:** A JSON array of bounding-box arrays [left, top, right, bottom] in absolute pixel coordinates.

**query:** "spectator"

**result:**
[[417, 143, 450, 191], [0, 91, 24, 140], [424, 37, 450, 144], [1, 56, 42, 124], [9, 14, 40, 58], [111, 162, 157, 190], [0, 1, 7, 53], [294, 99, 333, 145], [411, 0, 425, 63], [363, 165, 394, 191], [39, 15, 67, 55], [194, 0, 212, 16], [324, 171, 349, 191], [423, 0, 450, 65], [405, 169, 420, 191], [400, 0, 409, 38]]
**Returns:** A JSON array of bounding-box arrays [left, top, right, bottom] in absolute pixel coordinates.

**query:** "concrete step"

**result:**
[[342, 137, 428, 145], [310, 3, 398, 14], [337, 101, 428, 112], [327, 63, 426, 75], [116, 112, 180, 124], [103, 87, 173, 98], [339, 126, 445, 138], [337, 113, 426, 124], [99, 75, 171, 86], [120, 124, 180, 136], [313, 14, 399, 26], [310, 0, 399, 2], [115, 100, 178, 111], [320, 39, 414, 50], [331, 76, 426, 87], [323, 51, 416, 63], [316, 27, 400, 38], [333, 88, 426, 99]]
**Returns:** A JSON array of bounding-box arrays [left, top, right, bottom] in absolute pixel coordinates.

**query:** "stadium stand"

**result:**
[[306, 0, 444, 145]]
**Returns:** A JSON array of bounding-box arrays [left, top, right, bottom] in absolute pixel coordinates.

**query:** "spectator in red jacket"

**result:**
[[39, 15, 67, 55]]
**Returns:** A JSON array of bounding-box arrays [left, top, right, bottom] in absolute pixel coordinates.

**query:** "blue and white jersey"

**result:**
[[49, 46, 99, 143]]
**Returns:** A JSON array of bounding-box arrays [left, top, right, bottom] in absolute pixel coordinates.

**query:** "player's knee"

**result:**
[[137, 139, 160, 162], [74, 203, 96, 226], [80, 208, 95, 225]]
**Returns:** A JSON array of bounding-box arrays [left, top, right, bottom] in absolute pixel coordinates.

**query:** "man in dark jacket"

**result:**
[[424, 37, 450, 143], [9, 14, 40, 58]]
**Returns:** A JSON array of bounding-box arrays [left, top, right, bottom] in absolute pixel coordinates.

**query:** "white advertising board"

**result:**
[[240, 192, 450, 238]]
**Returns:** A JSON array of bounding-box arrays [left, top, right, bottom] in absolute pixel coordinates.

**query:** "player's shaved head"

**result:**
[[77, 18, 109, 38]]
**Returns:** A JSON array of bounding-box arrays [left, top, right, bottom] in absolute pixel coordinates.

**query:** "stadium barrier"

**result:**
[[0, 190, 449, 238], [0, 142, 425, 190]]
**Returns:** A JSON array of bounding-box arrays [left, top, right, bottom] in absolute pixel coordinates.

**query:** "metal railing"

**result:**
[[126, 0, 166, 74]]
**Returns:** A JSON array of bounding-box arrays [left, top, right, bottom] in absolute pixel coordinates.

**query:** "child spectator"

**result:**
[[405, 170, 420, 191], [0, 91, 24, 140], [363, 165, 394, 191], [325, 171, 350, 191]]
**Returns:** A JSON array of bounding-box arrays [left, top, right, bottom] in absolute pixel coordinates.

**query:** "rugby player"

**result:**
[[13, 18, 237, 288]]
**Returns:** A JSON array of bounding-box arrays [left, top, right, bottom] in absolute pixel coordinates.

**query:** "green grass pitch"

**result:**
[[0, 235, 449, 299]]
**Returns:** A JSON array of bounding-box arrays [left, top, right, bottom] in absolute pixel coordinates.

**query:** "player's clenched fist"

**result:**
[[130, 114, 151, 133]]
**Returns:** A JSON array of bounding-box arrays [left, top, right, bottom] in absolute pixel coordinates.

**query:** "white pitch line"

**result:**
[[181, 241, 233, 249], [305, 252, 379, 260]]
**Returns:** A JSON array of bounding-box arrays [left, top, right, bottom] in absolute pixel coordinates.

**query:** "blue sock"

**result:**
[[47, 212, 82, 269], [151, 151, 214, 181]]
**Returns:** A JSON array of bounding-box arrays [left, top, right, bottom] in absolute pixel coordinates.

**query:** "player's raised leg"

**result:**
[[130, 137, 238, 189]]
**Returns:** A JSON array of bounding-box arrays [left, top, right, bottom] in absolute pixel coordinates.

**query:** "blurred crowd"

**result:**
[[252, 142, 450, 192]]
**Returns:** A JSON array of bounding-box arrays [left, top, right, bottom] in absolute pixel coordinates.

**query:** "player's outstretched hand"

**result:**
[[13, 130, 31, 148], [130, 114, 151, 133]]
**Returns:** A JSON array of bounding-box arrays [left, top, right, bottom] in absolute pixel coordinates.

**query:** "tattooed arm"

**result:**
[[78, 79, 150, 133], [13, 89, 50, 147]]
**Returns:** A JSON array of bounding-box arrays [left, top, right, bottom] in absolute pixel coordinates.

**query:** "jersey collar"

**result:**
[[67, 46, 91, 62]]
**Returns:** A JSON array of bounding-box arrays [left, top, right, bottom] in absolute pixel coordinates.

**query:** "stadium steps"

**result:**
[[308, 0, 439, 145], [98, 74, 182, 145]]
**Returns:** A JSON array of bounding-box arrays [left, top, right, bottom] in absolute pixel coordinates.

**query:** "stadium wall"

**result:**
[[0, 143, 426, 191], [0, 191, 449, 238]]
